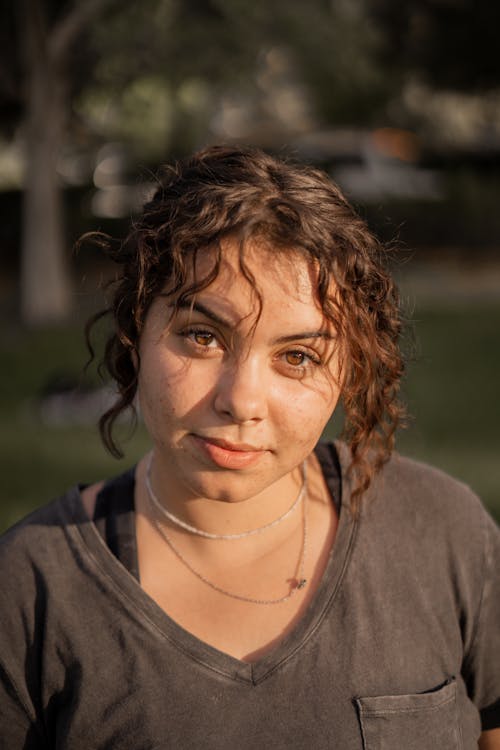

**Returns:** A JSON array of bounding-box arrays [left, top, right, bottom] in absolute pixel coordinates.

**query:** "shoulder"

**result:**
[[379, 451, 478, 505], [0, 488, 81, 573], [375, 450, 490, 530], [0, 486, 101, 726], [0, 466, 135, 576], [333, 440, 498, 560], [333, 439, 483, 516], [361, 450, 498, 587], [0, 490, 85, 659]]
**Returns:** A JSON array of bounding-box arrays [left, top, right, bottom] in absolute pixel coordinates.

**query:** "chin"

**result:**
[[182, 469, 268, 504]]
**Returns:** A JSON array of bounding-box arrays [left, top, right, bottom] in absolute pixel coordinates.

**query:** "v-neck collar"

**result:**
[[63, 441, 358, 685]]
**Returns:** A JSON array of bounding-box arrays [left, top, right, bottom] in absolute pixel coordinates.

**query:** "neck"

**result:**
[[138, 452, 306, 538]]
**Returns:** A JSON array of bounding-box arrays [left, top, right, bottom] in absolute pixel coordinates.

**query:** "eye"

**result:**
[[181, 327, 221, 351], [285, 351, 308, 366], [282, 349, 321, 371], [191, 329, 215, 347]]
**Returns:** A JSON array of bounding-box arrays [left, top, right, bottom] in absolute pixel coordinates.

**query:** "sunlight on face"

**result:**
[[137, 238, 341, 505]]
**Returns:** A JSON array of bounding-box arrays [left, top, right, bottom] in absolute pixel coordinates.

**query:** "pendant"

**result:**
[[297, 578, 307, 589]]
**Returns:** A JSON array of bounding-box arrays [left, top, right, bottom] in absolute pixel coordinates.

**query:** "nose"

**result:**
[[213, 356, 268, 424]]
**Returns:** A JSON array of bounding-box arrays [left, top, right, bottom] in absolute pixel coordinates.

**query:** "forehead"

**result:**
[[188, 237, 324, 310]]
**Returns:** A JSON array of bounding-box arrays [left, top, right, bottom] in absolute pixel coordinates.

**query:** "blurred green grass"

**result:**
[[1, 301, 499, 532], [0, 323, 152, 531], [396, 303, 500, 519]]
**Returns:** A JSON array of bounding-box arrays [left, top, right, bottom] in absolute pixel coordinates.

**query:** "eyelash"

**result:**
[[179, 327, 322, 372]]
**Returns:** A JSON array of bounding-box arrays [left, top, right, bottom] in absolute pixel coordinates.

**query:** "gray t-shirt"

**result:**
[[0, 442, 499, 749]]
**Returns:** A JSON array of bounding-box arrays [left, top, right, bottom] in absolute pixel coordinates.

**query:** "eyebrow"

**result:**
[[174, 299, 335, 343], [274, 331, 335, 344], [175, 300, 233, 329]]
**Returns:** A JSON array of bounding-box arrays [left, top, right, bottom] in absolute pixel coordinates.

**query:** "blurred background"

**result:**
[[1, 0, 499, 530]]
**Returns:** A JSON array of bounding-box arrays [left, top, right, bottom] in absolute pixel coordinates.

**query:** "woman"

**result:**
[[0, 146, 498, 748]]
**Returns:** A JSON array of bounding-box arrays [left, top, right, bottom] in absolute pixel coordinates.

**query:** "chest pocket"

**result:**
[[355, 678, 461, 750]]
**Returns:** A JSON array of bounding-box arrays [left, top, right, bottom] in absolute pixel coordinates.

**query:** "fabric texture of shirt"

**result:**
[[0, 441, 499, 749]]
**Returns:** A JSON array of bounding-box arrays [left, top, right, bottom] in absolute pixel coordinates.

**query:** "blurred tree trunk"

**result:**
[[19, 0, 116, 327], [20, 5, 69, 326]]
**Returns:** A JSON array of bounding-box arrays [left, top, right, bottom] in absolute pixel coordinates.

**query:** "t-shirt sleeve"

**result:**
[[0, 663, 47, 748], [461, 506, 500, 730]]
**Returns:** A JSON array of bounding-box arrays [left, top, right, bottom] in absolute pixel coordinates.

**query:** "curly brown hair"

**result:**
[[85, 144, 405, 505]]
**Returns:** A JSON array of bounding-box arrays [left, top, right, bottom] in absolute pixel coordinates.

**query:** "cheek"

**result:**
[[138, 355, 215, 427], [275, 384, 339, 444]]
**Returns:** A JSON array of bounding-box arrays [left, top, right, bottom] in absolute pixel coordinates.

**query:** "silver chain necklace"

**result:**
[[146, 462, 308, 605], [146, 454, 306, 540]]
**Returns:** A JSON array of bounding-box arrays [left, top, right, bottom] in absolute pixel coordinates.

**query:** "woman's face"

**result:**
[[138, 239, 341, 505]]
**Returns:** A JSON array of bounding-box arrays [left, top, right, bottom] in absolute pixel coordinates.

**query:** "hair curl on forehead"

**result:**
[[85, 144, 405, 508]]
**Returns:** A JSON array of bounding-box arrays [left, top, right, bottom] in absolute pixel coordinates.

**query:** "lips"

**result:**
[[191, 434, 267, 469], [199, 436, 264, 452]]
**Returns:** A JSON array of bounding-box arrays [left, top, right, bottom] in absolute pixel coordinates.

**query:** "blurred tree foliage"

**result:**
[[1, 0, 387, 327], [77, 0, 406, 148], [1, 0, 499, 325], [369, 0, 500, 92]]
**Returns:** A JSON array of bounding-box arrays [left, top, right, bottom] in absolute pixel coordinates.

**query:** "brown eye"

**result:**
[[193, 331, 214, 347], [285, 351, 306, 366]]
